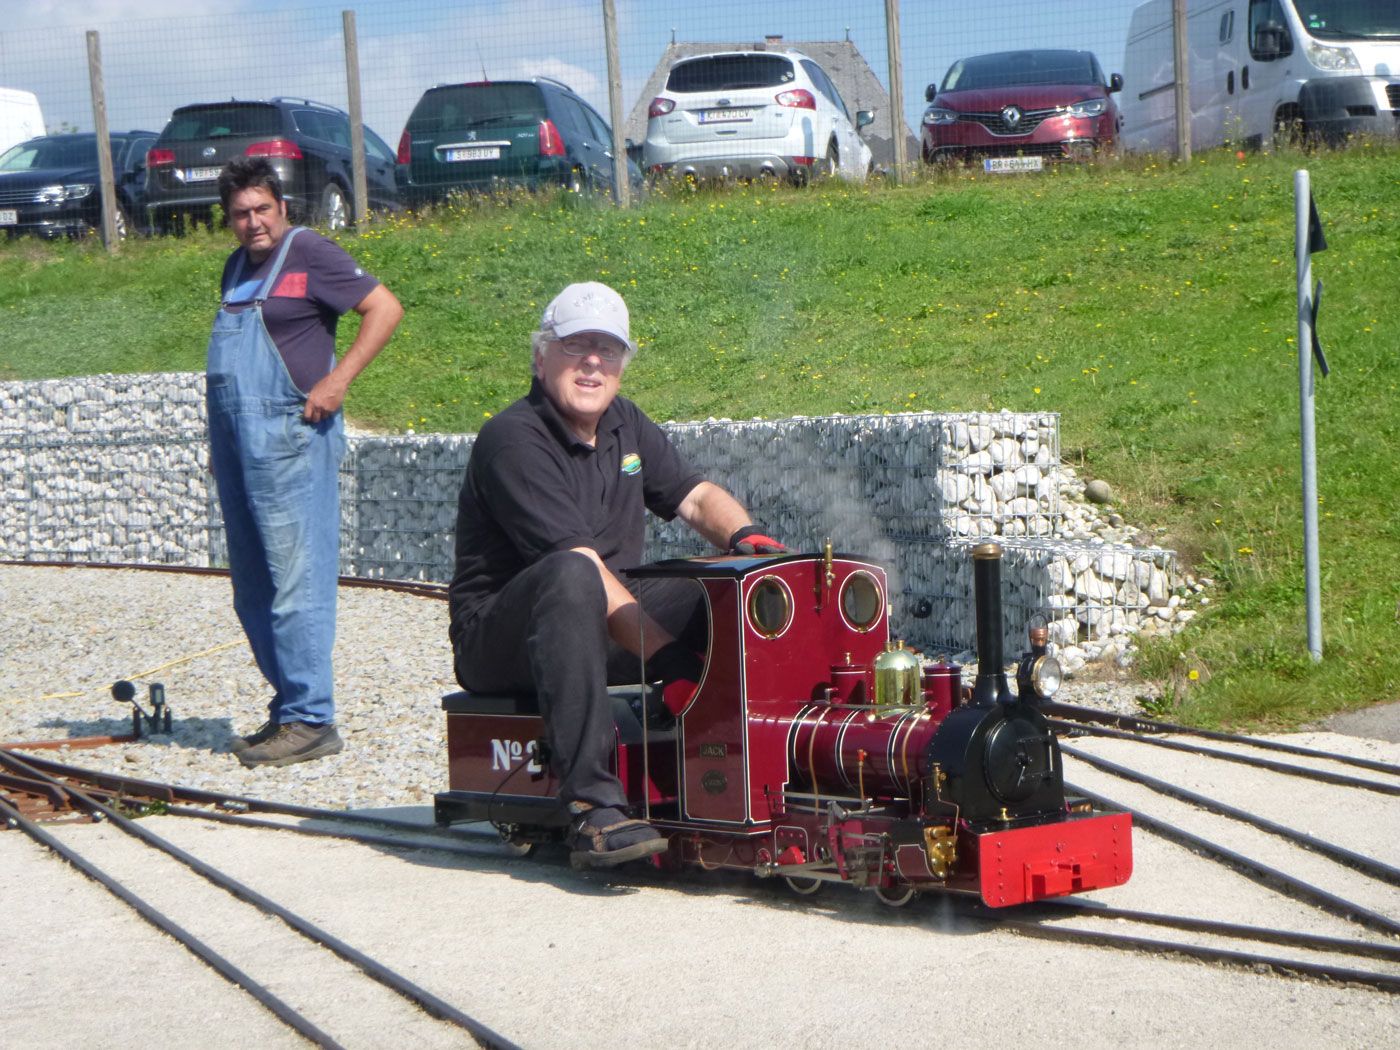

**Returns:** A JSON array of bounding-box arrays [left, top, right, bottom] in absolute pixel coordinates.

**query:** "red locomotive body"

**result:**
[[436, 544, 1132, 907]]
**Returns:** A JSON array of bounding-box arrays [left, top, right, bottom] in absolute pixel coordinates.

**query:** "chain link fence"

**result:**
[[2, 1, 1181, 243]]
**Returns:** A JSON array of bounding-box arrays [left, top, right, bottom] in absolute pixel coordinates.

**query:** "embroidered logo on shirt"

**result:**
[[620, 453, 641, 476], [271, 272, 308, 298]]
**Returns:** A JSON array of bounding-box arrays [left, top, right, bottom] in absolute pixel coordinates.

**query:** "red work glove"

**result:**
[[728, 525, 787, 555], [650, 640, 704, 716]]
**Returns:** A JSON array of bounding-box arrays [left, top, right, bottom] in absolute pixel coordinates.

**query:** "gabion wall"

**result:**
[[0, 372, 1177, 659]]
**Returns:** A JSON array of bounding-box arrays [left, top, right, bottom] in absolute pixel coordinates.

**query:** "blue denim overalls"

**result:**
[[207, 227, 345, 726]]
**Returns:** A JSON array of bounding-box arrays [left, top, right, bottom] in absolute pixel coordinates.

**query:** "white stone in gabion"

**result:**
[[1007, 497, 1039, 518], [1075, 570, 1116, 603], [1117, 579, 1149, 608], [1012, 463, 1041, 495], [1070, 551, 1094, 574], [1096, 550, 1134, 580], [1048, 616, 1079, 646], [1148, 566, 1170, 606], [988, 437, 1022, 468], [937, 471, 971, 504], [958, 450, 994, 475], [1047, 557, 1074, 591], [989, 471, 1018, 502], [968, 424, 993, 452]]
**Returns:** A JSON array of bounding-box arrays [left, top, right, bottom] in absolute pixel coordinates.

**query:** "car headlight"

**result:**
[[36, 183, 94, 204], [1067, 98, 1107, 119], [1306, 41, 1359, 72], [922, 107, 959, 126], [1030, 654, 1062, 701]]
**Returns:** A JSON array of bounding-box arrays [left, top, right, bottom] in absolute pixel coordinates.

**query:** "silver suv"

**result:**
[[643, 50, 874, 184]]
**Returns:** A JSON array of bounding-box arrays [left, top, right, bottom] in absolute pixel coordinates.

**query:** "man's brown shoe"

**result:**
[[229, 719, 277, 754], [237, 721, 343, 768]]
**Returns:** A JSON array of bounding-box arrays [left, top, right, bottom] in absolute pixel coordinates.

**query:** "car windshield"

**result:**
[[942, 51, 1101, 92], [407, 84, 547, 133], [1291, 0, 1400, 39], [163, 106, 282, 141], [0, 136, 109, 171], [666, 54, 796, 93]]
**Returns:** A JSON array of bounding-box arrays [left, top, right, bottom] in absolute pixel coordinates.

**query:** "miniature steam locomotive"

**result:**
[[435, 543, 1132, 907]]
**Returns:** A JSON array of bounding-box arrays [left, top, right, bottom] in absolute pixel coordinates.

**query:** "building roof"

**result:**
[[626, 37, 918, 169]]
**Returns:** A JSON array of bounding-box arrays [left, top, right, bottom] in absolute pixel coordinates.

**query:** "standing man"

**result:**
[[211, 157, 403, 768], [449, 281, 784, 867]]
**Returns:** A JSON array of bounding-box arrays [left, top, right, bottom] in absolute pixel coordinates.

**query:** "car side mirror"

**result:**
[[856, 109, 875, 129], [1109, 73, 1124, 94], [925, 84, 937, 103], [1253, 22, 1292, 60]]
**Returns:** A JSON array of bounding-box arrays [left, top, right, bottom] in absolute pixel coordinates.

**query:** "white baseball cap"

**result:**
[[541, 281, 636, 355]]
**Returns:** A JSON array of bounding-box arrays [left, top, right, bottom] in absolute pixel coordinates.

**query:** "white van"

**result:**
[[0, 88, 45, 156], [1120, 0, 1400, 152]]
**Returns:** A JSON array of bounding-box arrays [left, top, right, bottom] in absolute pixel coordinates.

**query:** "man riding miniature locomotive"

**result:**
[[447, 281, 783, 869]]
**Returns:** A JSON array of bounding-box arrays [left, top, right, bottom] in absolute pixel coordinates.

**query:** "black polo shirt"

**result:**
[[448, 379, 703, 642]]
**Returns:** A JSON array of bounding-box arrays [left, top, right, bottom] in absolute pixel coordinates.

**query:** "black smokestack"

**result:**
[[971, 543, 1013, 705]]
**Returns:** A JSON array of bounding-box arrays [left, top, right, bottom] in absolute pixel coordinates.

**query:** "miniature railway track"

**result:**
[[0, 747, 517, 1049], [5, 746, 1398, 997], [0, 559, 451, 602]]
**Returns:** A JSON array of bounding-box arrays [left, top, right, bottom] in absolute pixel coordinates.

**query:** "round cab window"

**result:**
[[840, 571, 882, 631], [747, 577, 793, 638]]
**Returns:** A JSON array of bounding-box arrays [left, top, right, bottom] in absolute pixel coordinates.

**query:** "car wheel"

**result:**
[[320, 183, 349, 230], [1272, 107, 1305, 151]]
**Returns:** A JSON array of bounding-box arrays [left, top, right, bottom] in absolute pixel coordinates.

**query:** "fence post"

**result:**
[[883, 0, 907, 181], [85, 30, 120, 251], [601, 0, 630, 207], [1171, 0, 1192, 162], [1295, 169, 1322, 661], [342, 10, 369, 227]]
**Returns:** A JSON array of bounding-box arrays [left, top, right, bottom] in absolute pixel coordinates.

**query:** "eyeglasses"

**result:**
[[551, 337, 626, 364]]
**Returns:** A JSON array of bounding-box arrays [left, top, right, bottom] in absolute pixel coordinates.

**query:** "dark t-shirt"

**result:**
[[219, 227, 379, 393], [448, 380, 704, 643]]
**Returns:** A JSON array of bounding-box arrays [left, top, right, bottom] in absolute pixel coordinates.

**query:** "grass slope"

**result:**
[[2, 146, 1397, 729]]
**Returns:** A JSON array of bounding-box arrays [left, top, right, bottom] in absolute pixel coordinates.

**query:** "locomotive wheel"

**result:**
[[783, 875, 823, 896], [873, 884, 917, 908], [495, 827, 536, 858]]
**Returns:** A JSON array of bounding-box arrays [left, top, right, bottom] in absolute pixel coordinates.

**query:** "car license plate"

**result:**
[[181, 166, 222, 182], [444, 146, 500, 162], [984, 156, 1043, 174], [699, 108, 755, 124], [0, 209, 16, 226]]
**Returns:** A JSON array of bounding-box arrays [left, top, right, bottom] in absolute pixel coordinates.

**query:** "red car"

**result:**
[[922, 49, 1123, 171]]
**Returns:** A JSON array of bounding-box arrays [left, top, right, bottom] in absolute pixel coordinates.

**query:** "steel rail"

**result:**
[[1045, 700, 1400, 777], [1065, 781, 1400, 938], [993, 917, 1400, 994], [6, 750, 485, 841], [162, 803, 512, 859], [1051, 719, 1400, 796], [1061, 742, 1400, 886], [0, 748, 520, 1050], [0, 795, 345, 1048], [1027, 899, 1400, 964], [0, 559, 450, 601]]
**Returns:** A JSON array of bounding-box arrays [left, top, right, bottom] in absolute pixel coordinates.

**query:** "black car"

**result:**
[[396, 77, 639, 206], [0, 131, 158, 239], [145, 97, 400, 233]]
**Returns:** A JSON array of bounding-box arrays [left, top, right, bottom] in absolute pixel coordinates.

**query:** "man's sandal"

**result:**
[[567, 807, 669, 869]]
